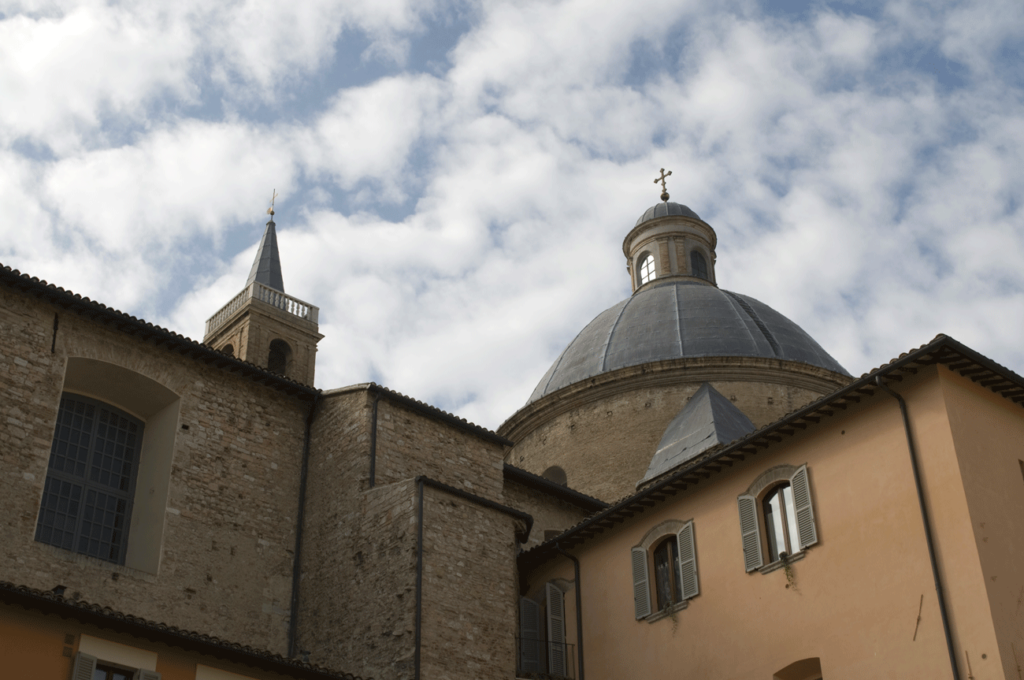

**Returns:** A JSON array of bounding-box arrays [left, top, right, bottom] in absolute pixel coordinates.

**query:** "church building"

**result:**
[[1, 180, 1022, 680]]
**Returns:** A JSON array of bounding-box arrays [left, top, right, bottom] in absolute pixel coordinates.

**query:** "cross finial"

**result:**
[[267, 189, 278, 218], [654, 169, 672, 202]]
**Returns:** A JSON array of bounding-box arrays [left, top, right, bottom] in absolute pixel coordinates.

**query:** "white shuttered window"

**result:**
[[546, 583, 567, 677]]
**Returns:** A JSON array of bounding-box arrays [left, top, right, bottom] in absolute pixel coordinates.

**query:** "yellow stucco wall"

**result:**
[[941, 366, 1024, 679], [522, 367, 1012, 679]]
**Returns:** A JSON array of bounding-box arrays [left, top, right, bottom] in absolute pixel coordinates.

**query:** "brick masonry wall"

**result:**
[[0, 286, 308, 653], [419, 484, 520, 680], [300, 388, 520, 680], [501, 480, 595, 551], [508, 380, 828, 502], [374, 399, 505, 501]]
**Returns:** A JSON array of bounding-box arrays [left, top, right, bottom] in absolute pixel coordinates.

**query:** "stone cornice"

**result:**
[[498, 356, 851, 443]]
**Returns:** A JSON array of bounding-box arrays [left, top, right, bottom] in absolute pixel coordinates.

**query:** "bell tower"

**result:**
[[204, 203, 323, 385]]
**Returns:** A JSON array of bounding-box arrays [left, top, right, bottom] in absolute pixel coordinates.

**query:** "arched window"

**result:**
[[763, 483, 801, 563], [268, 339, 292, 376], [638, 254, 656, 286], [35, 394, 144, 564], [738, 464, 818, 572], [221, 344, 234, 357], [652, 536, 681, 611], [630, 520, 699, 620], [690, 250, 709, 280], [542, 465, 567, 486]]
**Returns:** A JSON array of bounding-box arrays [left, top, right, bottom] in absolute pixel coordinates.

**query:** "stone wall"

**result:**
[[299, 387, 519, 680], [419, 484, 520, 680], [0, 285, 308, 653], [502, 358, 847, 502], [501, 480, 595, 551]]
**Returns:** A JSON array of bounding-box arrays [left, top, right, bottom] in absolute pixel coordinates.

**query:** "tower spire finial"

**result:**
[[267, 189, 278, 218], [654, 169, 672, 202]]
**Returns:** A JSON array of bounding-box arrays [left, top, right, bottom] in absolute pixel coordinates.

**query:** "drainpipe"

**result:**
[[414, 478, 425, 680], [369, 393, 381, 488], [554, 543, 584, 680], [875, 376, 959, 680], [288, 391, 322, 659]]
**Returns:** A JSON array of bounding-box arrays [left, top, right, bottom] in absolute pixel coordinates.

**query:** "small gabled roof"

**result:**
[[519, 334, 1024, 568], [246, 219, 285, 292], [640, 383, 756, 486]]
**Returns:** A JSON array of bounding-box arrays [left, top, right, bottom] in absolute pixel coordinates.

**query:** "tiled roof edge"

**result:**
[[364, 383, 513, 447], [0, 581, 365, 680], [503, 464, 609, 512], [519, 334, 1024, 565], [0, 263, 318, 400]]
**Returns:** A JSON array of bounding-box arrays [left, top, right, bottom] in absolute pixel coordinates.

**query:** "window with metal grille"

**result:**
[[639, 254, 656, 285], [690, 250, 709, 280], [35, 394, 143, 564]]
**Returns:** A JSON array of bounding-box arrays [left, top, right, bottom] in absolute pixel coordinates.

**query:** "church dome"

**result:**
[[527, 279, 849, 404], [635, 201, 700, 226]]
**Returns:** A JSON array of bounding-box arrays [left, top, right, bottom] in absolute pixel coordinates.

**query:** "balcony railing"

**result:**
[[205, 281, 319, 337], [516, 637, 576, 680]]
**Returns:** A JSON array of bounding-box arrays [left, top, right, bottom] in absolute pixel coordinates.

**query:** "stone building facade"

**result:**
[[1, 192, 1021, 680]]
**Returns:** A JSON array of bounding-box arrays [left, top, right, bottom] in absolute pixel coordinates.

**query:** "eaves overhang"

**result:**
[[0, 581, 365, 680], [518, 334, 1024, 568], [1, 263, 319, 401]]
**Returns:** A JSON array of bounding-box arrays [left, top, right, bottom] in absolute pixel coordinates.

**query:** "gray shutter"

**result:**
[[738, 495, 763, 572], [72, 652, 97, 680], [519, 597, 541, 673], [791, 465, 818, 549], [676, 521, 699, 600], [631, 546, 652, 619], [132, 671, 162, 680], [546, 583, 567, 677]]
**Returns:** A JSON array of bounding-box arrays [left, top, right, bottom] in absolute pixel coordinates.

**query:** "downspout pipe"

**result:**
[[875, 376, 960, 680], [288, 392, 322, 659], [369, 393, 381, 488], [554, 543, 584, 680], [414, 478, 425, 680]]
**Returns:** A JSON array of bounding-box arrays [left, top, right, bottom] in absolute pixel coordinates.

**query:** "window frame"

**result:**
[[630, 519, 699, 621], [637, 252, 657, 286], [35, 394, 144, 565], [737, 464, 818, 573]]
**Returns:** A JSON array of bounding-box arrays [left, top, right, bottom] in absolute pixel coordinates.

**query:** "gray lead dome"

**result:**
[[635, 201, 700, 226], [528, 279, 850, 404]]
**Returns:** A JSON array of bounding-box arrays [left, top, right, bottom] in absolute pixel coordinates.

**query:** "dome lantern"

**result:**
[[624, 173, 718, 293]]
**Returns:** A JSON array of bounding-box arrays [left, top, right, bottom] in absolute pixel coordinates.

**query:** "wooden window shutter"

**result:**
[[546, 583, 567, 677], [791, 465, 818, 549], [519, 597, 542, 673], [132, 671, 162, 680], [738, 495, 763, 572], [676, 521, 699, 600], [631, 546, 652, 619], [71, 652, 97, 680]]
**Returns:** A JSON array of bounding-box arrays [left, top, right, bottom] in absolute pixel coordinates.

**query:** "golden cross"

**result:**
[[654, 169, 672, 202], [267, 189, 278, 216]]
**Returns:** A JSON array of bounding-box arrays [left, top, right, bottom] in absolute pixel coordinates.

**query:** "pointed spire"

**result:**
[[246, 217, 285, 293], [639, 383, 755, 486]]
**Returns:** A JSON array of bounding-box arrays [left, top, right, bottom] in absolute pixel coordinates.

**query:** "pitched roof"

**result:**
[[0, 262, 318, 398], [640, 382, 756, 486], [519, 334, 1024, 567], [246, 219, 285, 292]]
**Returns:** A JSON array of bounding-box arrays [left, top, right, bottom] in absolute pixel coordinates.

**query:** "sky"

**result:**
[[1, 0, 1022, 430]]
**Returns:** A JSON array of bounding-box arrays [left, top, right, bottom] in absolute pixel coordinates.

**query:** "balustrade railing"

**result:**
[[205, 281, 319, 337]]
